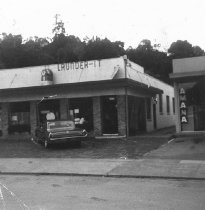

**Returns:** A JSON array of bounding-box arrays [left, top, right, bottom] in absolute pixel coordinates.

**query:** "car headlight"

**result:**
[[82, 130, 87, 136]]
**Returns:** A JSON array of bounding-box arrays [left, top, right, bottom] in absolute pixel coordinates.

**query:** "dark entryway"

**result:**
[[128, 96, 146, 136], [101, 96, 118, 134], [8, 101, 30, 134], [186, 79, 205, 131], [153, 103, 157, 129]]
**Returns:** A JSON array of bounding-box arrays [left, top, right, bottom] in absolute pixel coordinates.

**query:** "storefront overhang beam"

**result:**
[[0, 78, 163, 102], [170, 70, 205, 82], [126, 79, 163, 95]]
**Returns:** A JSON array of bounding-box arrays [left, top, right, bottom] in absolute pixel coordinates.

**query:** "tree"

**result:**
[[137, 39, 153, 51], [46, 34, 84, 63], [126, 39, 172, 83], [82, 37, 125, 60], [193, 46, 205, 56], [168, 40, 195, 58], [22, 37, 54, 66], [0, 33, 23, 68], [52, 14, 66, 37]]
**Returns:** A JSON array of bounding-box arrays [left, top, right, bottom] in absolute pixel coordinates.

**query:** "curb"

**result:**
[[0, 172, 204, 181]]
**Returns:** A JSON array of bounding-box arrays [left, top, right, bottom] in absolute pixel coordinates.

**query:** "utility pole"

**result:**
[[54, 14, 60, 24], [123, 55, 129, 138]]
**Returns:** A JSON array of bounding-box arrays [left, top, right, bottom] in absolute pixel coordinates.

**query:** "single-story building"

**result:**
[[170, 56, 205, 133], [0, 56, 175, 139]]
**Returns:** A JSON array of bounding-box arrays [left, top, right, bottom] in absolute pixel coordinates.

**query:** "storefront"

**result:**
[[170, 56, 205, 133], [0, 56, 175, 139]]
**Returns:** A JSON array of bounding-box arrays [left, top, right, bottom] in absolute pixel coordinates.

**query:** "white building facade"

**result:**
[[0, 56, 175, 139]]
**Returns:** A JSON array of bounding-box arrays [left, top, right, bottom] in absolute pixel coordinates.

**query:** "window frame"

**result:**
[[159, 94, 163, 114], [166, 95, 170, 114], [172, 97, 175, 114]]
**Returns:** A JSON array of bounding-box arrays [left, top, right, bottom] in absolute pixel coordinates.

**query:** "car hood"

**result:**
[[47, 127, 83, 133]]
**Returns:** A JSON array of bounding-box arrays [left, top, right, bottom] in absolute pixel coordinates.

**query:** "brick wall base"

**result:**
[[93, 97, 102, 136], [117, 95, 127, 136]]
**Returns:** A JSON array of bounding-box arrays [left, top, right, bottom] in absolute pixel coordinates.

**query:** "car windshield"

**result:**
[[47, 120, 75, 130]]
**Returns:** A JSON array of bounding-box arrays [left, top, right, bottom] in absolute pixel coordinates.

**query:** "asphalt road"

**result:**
[[0, 175, 204, 210]]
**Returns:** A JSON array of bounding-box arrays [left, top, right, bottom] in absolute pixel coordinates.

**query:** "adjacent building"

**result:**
[[170, 56, 205, 133], [0, 56, 175, 139]]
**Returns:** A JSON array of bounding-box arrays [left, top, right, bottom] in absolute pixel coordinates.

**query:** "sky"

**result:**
[[0, 0, 205, 50]]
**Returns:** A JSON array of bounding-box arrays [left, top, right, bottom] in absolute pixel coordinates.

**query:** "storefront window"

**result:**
[[69, 98, 93, 132], [159, 94, 163, 114], [38, 99, 60, 123], [166, 95, 170, 114], [8, 102, 30, 134], [172, 97, 175, 114]]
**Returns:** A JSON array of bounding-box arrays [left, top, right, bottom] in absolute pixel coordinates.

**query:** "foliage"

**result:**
[[168, 40, 205, 58], [52, 14, 66, 37], [81, 37, 125, 60], [126, 39, 172, 83], [0, 25, 205, 84]]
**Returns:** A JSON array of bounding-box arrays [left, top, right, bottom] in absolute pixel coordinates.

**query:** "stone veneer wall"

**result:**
[[93, 97, 102, 136], [30, 101, 37, 137], [1, 103, 9, 138], [117, 95, 126, 136]]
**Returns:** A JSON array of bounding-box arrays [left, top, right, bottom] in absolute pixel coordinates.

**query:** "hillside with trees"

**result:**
[[0, 17, 204, 84]]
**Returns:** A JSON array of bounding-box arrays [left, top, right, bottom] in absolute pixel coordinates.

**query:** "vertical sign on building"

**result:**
[[179, 88, 188, 124]]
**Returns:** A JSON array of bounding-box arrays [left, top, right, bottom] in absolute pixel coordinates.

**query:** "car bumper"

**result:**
[[48, 135, 88, 144]]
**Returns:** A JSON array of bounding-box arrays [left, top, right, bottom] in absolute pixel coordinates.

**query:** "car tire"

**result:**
[[74, 141, 81, 147]]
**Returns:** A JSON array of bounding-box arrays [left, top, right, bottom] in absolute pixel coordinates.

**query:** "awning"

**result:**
[[126, 65, 162, 93]]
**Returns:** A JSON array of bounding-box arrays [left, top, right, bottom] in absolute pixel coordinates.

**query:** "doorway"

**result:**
[[128, 96, 146, 135], [101, 96, 118, 134]]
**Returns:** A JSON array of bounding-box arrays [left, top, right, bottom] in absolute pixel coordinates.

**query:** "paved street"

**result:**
[[0, 175, 205, 210], [146, 136, 205, 160]]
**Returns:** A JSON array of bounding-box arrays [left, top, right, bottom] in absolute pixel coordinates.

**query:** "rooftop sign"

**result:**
[[0, 57, 124, 90], [57, 60, 100, 71]]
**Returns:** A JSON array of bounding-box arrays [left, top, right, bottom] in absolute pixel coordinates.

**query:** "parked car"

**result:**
[[35, 120, 88, 148]]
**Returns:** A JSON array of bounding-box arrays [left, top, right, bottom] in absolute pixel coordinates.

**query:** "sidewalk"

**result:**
[[0, 158, 204, 180]]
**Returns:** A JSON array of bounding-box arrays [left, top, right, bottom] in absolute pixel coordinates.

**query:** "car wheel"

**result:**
[[44, 140, 49, 149], [74, 141, 81, 147]]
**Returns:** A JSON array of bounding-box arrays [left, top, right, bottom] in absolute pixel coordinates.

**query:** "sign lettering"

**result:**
[[179, 95, 186, 101], [181, 116, 188, 123], [179, 88, 186, 95], [179, 87, 188, 124], [180, 102, 186, 109], [57, 60, 101, 71], [181, 109, 187, 115]]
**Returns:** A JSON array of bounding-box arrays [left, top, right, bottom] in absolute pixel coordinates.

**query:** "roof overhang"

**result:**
[[170, 70, 205, 82], [0, 78, 163, 102], [126, 79, 163, 94]]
